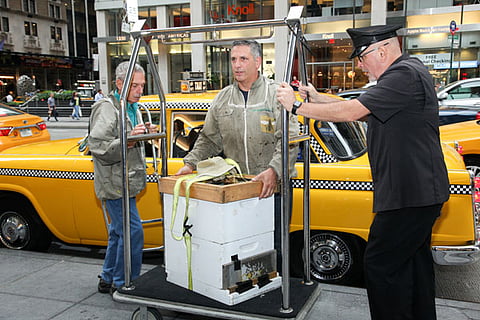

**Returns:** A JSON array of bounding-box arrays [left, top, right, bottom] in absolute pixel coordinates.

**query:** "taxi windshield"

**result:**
[[315, 121, 367, 160]]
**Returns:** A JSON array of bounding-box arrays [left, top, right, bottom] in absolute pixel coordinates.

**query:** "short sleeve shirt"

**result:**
[[357, 54, 449, 212]]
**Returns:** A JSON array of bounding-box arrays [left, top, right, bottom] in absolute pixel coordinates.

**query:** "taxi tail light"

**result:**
[[454, 141, 464, 155], [0, 127, 13, 136], [37, 122, 47, 130], [476, 111, 480, 120]]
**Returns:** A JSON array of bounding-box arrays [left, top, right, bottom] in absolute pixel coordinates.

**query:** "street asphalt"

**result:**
[[1, 248, 480, 320]]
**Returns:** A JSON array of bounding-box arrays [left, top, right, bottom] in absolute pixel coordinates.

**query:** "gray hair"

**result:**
[[115, 61, 145, 81], [232, 40, 262, 59]]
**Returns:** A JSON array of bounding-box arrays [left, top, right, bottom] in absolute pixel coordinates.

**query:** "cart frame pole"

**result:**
[[119, 37, 143, 289]]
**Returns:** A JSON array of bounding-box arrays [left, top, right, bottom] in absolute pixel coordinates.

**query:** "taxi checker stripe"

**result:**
[[0, 168, 471, 195], [290, 178, 472, 195], [0, 168, 159, 183]]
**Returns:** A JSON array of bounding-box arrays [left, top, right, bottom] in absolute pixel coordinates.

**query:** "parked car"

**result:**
[[440, 119, 480, 179], [0, 92, 478, 286], [0, 102, 50, 152], [337, 88, 480, 125], [437, 78, 480, 108], [438, 105, 480, 126]]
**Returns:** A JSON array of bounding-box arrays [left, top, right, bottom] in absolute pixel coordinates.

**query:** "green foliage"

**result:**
[[36, 90, 74, 101]]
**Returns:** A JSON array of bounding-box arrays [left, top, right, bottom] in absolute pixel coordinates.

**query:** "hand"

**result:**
[[175, 164, 194, 176], [298, 82, 318, 101], [145, 122, 158, 133], [128, 123, 148, 148], [276, 82, 297, 112], [252, 167, 278, 199]]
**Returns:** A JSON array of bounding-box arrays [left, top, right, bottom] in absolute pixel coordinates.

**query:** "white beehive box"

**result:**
[[160, 176, 279, 305], [166, 269, 282, 306], [164, 228, 273, 289], [164, 194, 274, 244]]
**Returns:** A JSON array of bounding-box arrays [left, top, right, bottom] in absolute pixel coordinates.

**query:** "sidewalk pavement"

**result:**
[[44, 116, 89, 129], [1, 248, 479, 320]]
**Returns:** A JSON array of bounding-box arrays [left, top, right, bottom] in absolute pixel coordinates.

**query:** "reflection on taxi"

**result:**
[[440, 119, 480, 178]]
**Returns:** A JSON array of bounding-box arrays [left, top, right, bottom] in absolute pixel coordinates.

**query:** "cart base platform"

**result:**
[[114, 266, 320, 320]]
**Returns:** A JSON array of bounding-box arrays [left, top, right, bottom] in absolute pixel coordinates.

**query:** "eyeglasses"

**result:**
[[358, 42, 390, 62]]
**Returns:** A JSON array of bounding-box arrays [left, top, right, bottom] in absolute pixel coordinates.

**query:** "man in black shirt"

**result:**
[[277, 25, 449, 320]]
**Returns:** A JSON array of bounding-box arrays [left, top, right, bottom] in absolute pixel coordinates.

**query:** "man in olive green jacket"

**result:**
[[176, 40, 299, 271], [89, 61, 156, 294]]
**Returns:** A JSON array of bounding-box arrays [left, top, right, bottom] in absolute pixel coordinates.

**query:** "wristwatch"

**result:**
[[291, 101, 303, 115]]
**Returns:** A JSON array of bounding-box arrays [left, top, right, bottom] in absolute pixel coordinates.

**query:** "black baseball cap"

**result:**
[[346, 25, 401, 59]]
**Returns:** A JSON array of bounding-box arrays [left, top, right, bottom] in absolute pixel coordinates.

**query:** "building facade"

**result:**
[[93, 0, 480, 95], [0, 0, 96, 98]]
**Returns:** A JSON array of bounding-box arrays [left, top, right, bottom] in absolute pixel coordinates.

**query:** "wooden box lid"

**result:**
[[159, 176, 262, 203]]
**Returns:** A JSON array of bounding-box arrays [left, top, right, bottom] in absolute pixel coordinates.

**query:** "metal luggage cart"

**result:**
[[113, 6, 319, 319]]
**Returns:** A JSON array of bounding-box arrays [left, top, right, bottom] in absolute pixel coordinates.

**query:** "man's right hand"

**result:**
[[298, 83, 319, 102], [175, 164, 194, 176]]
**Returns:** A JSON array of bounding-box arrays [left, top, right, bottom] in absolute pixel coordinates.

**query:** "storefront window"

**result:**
[[304, 38, 369, 90], [298, 0, 371, 17], [387, 0, 403, 11], [205, 0, 274, 24], [169, 5, 190, 27], [138, 7, 157, 29]]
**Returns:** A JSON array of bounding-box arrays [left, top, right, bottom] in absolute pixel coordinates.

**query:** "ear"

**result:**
[[256, 56, 262, 69], [116, 79, 123, 94]]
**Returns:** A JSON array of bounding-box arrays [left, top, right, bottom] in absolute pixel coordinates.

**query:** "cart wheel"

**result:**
[[131, 307, 163, 320]]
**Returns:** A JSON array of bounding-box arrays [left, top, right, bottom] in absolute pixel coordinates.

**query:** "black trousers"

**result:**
[[364, 204, 442, 320]]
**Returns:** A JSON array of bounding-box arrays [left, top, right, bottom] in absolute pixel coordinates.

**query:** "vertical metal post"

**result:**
[[141, 39, 168, 177], [119, 37, 142, 289], [297, 35, 313, 285], [280, 21, 299, 313]]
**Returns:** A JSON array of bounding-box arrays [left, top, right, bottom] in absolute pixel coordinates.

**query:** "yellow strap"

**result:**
[[170, 174, 196, 241]]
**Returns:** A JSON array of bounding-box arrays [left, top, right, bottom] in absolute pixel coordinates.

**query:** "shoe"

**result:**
[[97, 275, 112, 294], [109, 284, 117, 296]]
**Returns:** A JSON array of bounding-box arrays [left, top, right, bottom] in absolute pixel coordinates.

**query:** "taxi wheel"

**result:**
[[131, 307, 163, 320], [464, 156, 480, 179], [0, 206, 52, 251], [290, 231, 365, 285]]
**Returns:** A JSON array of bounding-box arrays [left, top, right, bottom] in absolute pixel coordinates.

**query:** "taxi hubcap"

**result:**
[[0, 212, 29, 249]]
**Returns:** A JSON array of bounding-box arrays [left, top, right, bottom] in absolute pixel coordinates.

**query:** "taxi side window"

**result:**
[[171, 111, 207, 158]]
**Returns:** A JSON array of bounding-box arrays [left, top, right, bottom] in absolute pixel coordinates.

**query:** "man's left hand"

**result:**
[[252, 167, 277, 199], [277, 82, 297, 112]]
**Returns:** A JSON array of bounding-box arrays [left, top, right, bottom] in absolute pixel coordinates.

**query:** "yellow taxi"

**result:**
[[0, 103, 50, 151], [0, 92, 478, 285], [440, 119, 480, 179]]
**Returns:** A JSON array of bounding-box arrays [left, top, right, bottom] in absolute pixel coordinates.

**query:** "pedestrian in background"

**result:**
[[5, 91, 13, 103], [88, 61, 157, 294], [94, 89, 104, 102], [70, 91, 81, 120], [47, 92, 58, 121], [277, 25, 449, 320]]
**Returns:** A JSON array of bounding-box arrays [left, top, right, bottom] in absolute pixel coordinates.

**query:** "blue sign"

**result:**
[[450, 20, 457, 34]]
